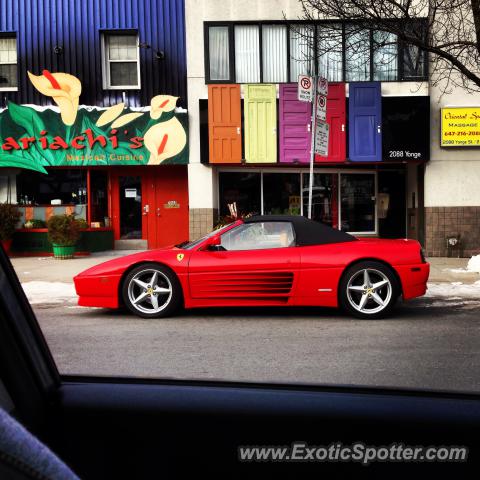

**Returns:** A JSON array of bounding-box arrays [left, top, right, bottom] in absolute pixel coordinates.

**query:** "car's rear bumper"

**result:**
[[394, 262, 430, 300], [74, 273, 121, 309]]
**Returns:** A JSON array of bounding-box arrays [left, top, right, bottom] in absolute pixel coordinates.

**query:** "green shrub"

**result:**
[[47, 214, 81, 246], [0, 203, 22, 241], [75, 218, 89, 229]]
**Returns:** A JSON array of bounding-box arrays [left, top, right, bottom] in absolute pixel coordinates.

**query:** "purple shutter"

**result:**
[[279, 84, 311, 163], [348, 82, 382, 162]]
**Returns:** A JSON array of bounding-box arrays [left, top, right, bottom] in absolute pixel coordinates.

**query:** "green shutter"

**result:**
[[244, 84, 277, 163]]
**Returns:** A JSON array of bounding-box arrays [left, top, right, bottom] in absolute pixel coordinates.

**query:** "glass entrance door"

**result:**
[[119, 176, 142, 239]]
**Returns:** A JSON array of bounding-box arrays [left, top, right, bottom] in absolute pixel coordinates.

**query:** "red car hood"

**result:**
[[74, 245, 182, 278]]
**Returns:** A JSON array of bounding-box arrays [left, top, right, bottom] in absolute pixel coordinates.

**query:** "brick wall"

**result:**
[[425, 207, 480, 257], [189, 208, 218, 241]]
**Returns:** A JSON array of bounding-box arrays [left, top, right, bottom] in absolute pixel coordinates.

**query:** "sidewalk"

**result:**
[[10, 250, 144, 284], [9, 252, 480, 284]]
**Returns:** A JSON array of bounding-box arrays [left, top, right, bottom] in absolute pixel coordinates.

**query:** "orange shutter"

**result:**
[[208, 84, 242, 163]]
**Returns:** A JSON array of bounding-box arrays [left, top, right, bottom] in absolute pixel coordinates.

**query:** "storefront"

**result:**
[[217, 166, 408, 238], [0, 71, 189, 254], [198, 84, 429, 241]]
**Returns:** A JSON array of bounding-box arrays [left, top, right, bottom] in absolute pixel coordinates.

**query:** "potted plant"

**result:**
[[0, 203, 22, 255], [47, 214, 81, 259]]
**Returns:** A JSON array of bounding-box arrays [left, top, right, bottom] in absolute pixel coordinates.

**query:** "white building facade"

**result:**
[[185, 0, 480, 257]]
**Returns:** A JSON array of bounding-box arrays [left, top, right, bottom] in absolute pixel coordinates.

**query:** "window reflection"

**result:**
[[340, 174, 376, 232], [302, 173, 338, 227], [263, 173, 301, 215]]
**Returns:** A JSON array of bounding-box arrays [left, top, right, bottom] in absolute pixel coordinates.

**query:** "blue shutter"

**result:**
[[348, 82, 382, 162]]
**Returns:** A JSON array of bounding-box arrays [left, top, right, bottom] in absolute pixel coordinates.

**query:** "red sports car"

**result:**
[[74, 215, 430, 319]]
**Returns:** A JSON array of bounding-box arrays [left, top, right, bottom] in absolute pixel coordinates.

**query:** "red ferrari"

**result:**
[[74, 215, 430, 319]]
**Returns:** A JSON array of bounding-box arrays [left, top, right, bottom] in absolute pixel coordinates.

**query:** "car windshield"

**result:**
[[179, 223, 235, 250]]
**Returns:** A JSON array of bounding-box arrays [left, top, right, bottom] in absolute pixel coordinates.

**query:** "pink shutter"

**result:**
[[279, 83, 311, 163]]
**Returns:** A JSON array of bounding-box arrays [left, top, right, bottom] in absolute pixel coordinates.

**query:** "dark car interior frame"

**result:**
[[0, 244, 479, 479]]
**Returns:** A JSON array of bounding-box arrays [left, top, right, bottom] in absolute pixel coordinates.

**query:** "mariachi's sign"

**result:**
[[0, 70, 188, 173], [441, 107, 480, 147]]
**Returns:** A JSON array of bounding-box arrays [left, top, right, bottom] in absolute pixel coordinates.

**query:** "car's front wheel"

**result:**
[[122, 263, 182, 318], [339, 261, 400, 319]]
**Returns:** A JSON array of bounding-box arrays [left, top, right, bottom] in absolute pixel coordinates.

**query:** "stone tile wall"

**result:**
[[425, 207, 480, 257]]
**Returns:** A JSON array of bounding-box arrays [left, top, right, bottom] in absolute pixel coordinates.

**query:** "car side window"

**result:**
[[220, 222, 295, 251]]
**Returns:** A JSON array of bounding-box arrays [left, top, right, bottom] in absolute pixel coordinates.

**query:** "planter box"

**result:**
[[11, 228, 114, 254], [52, 244, 75, 259]]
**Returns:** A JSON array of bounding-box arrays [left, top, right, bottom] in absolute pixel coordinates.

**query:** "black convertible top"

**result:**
[[243, 215, 357, 246]]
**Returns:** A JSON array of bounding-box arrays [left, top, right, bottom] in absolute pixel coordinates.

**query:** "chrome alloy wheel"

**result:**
[[127, 268, 173, 315], [346, 268, 392, 315]]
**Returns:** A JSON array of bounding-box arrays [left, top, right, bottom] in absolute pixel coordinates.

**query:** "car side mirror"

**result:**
[[204, 234, 222, 251]]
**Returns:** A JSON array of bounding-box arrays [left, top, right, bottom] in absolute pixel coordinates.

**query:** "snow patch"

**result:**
[[467, 255, 480, 273], [426, 281, 480, 299], [21, 281, 76, 305]]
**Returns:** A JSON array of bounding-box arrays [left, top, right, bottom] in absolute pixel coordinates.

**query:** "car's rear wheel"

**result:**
[[339, 261, 400, 319], [122, 263, 182, 318]]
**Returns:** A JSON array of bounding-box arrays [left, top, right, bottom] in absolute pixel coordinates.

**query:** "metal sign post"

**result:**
[[298, 75, 328, 219], [307, 76, 317, 220]]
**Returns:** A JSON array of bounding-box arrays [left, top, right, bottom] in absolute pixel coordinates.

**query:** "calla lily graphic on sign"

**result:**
[[95, 102, 144, 128], [95, 103, 125, 127], [28, 70, 82, 126], [144, 116, 187, 164], [111, 112, 144, 128], [150, 95, 179, 119]]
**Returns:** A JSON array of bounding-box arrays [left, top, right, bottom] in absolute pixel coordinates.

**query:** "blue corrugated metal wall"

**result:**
[[0, 0, 186, 108]]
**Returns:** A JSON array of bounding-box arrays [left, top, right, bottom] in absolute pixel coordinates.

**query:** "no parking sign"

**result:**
[[298, 75, 313, 102]]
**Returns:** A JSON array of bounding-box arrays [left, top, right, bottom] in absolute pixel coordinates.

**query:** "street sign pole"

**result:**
[[307, 76, 317, 220]]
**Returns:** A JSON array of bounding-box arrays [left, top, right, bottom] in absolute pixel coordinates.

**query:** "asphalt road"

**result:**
[[32, 296, 480, 393]]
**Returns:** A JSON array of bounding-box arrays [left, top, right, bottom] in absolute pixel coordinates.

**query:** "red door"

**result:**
[[208, 84, 242, 163], [111, 166, 189, 248], [315, 82, 346, 163], [145, 166, 189, 249]]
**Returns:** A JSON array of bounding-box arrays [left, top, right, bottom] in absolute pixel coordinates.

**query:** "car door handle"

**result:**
[[142, 204, 149, 215]]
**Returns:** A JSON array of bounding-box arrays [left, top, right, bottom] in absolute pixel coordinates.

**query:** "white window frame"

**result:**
[[0, 36, 18, 92], [101, 32, 141, 90], [217, 167, 378, 236]]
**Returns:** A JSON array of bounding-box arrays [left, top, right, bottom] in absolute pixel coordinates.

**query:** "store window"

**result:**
[[17, 170, 87, 217], [345, 27, 370, 81], [205, 21, 427, 84], [208, 26, 231, 81], [218, 172, 261, 218], [0, 36, 17, 90], [373, 31, 398, 81], [289, 25, 314, 81], [302, 173, 338, 227], [90, 170, 109, 226], [340, 173, 376, 233], [102, 32, 140, 89], [317, 24, 343, 82], [263, 173, 301, 215], [234, 25, 260, 83], [262, 25, 287, 83]]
